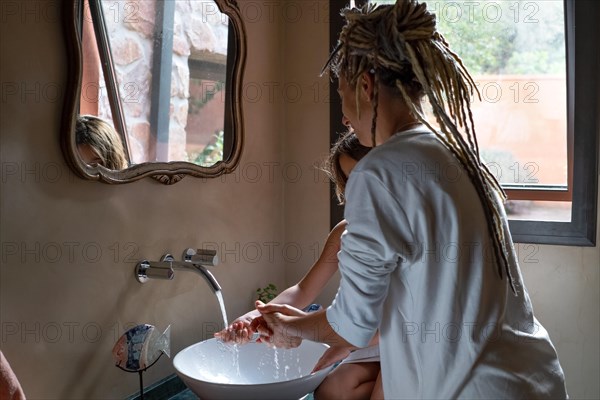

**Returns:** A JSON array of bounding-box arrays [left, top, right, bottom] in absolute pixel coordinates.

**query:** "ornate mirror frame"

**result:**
[[61, 0, 246, 184]]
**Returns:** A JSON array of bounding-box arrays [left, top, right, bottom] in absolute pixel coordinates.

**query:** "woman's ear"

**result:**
[[360, 71, 376, 102]]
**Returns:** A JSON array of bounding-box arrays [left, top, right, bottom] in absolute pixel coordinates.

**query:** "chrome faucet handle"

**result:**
[[183, 248, 219, 267], [135, 259, 174, 283]]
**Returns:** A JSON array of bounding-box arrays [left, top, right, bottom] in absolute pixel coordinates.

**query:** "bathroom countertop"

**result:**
[[126, 375, 196, 400], [167, 388, 199, 400]]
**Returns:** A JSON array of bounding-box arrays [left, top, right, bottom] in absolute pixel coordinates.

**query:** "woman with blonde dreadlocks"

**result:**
[[255, 1, 567, 398]]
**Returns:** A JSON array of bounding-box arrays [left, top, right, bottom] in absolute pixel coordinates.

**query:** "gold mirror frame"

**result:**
[[61, 0, 246, 184]]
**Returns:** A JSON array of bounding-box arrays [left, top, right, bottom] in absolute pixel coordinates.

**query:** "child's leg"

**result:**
[[370, 371, 384, 400], [314, 362, 380, 400]]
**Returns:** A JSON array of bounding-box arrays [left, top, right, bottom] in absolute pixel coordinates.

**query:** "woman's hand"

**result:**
[[214, 312, 257, 345], [255, 301, 306, 349], [311, 345, 352, 372]]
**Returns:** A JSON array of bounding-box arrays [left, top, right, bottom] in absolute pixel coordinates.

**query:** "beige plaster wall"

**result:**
[[0, 1, 598, 399], [280, 1, 333, 304], [518, 235, 600, 399], [0, 1, 288, 398]]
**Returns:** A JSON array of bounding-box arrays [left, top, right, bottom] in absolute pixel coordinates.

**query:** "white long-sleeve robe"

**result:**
[[326, 128, 567, 399]]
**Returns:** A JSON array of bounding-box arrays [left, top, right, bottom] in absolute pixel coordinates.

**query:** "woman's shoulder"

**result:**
[[357, 128, 452, 173]]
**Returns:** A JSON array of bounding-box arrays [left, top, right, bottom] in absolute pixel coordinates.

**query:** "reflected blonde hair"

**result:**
[[323, 0, 515, 292], [76, 115, 128, 170]]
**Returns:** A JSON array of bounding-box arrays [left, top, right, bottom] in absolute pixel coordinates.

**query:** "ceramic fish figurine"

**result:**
[[112, 324, 171, 372]]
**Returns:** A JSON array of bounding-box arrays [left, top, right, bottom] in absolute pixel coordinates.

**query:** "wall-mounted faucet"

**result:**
[[136, 248, 229, 328], [135, 249, 221, 293]]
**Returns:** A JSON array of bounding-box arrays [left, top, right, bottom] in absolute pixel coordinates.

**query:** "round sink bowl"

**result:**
[[173, 338, 334, 400]]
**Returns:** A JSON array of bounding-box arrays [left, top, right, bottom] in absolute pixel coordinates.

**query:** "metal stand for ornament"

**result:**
[[112, 324, 171, 400]]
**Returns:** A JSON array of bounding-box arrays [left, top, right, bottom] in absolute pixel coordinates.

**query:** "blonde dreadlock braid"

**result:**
[[322, 0, 516, 293]]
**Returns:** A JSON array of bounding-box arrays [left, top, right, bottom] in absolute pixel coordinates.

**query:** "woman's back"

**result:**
[[335, 127, 567, 398]]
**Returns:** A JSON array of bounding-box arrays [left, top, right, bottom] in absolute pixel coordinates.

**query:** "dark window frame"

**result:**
[[329, 0, 598, 246]]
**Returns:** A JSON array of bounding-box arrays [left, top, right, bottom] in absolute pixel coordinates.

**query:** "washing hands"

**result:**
[[213, 307, 265, 345], [253, 300, 307, 349], [214, 310, 260, 345], [214, 300, 306, 349]]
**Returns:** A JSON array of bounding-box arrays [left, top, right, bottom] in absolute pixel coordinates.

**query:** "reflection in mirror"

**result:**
[[62, 0, 246, 184], [76, 114, 129, 169]]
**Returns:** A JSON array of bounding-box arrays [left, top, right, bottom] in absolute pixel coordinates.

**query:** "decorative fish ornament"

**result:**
[[112, 324, 171, 372]]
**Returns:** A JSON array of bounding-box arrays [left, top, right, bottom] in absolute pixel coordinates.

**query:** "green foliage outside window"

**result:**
[[190, 130, 224, 167], [373, 0, 565, 75]]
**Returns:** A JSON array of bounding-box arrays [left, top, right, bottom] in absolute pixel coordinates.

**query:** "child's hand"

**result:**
[[214, 313, 256, 345], [255, 301, 305, 349], [249, 315, 270, 341], [312, 346, 352, 372]]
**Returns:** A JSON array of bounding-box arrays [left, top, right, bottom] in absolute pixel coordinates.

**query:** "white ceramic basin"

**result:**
[[173, 338, 334, 400]]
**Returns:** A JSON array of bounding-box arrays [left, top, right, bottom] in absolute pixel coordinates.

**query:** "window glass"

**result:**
[[374, 0, 569, 222]]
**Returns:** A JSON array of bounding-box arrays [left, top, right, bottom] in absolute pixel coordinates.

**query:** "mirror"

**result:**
[[62, 0, 246, 184]]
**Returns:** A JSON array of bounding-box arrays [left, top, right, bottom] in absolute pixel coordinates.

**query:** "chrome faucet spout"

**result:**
[[171, 262, 221, 293]]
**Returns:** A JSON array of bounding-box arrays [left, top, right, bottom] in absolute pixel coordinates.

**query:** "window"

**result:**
[[329, 0, 598, 245]]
